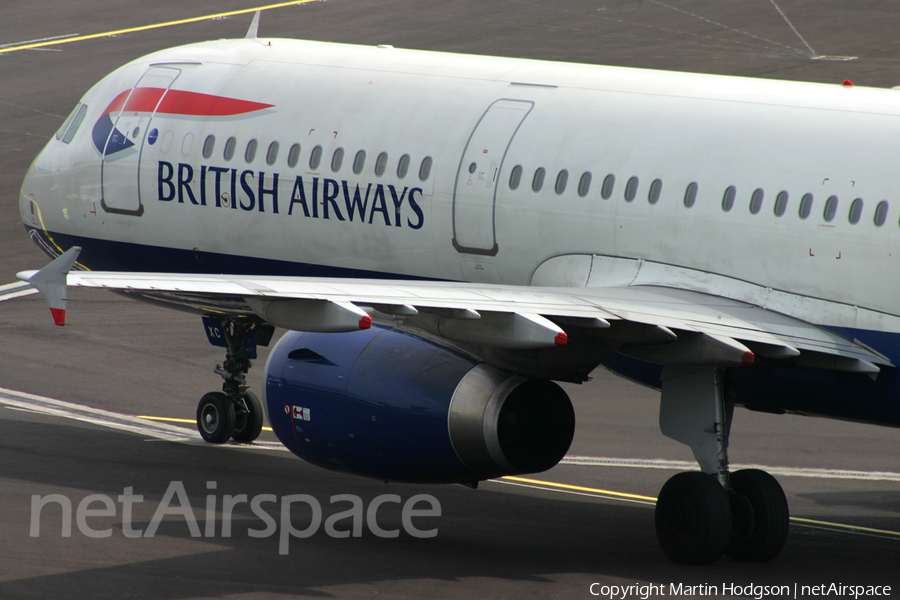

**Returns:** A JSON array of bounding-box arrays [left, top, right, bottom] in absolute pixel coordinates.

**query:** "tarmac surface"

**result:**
[[0, 1, 898, 599]]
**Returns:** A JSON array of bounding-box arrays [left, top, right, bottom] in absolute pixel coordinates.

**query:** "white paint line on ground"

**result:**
[[560, 456, 900, 482], [0, 281, 38, 301], [1, 386, 896, 481], [0, 386, 285, 451]]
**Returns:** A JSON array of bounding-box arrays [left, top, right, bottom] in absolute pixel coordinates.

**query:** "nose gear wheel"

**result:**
[[195, 319, 266, 444]]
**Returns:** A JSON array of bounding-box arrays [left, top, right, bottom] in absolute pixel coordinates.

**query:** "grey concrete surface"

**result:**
[[1, 1, 898, 598]]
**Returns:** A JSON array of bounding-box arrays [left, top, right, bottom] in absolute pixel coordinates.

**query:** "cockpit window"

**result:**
[[55, 104, 80, 140], [58, 104, 88, 144]]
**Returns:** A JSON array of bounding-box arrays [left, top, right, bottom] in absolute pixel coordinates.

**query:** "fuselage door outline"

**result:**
[[100, 66, 182, 216], [451, 99, 534, 256]]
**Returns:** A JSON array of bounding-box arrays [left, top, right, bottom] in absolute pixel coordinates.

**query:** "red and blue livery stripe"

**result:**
[[92, 88, 274, 156]]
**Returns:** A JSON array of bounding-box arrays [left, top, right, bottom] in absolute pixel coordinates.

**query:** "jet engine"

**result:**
[[264, 326, 575, 484]]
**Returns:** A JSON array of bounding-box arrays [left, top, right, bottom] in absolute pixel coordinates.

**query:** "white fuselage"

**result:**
[[21, 37, 900, 333]]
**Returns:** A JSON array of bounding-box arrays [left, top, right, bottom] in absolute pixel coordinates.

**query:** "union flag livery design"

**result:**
[[92, 88, 274, 156]]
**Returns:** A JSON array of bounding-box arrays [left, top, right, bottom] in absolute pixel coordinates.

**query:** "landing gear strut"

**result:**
[[196, 319, 268, 444], [655, 367, 789, 564]]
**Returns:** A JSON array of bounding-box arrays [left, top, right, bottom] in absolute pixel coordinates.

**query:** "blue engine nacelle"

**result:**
[[264, 326, 575, 484]]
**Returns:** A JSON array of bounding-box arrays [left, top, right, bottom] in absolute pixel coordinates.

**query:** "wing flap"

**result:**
[[26, 267, 892, 371]]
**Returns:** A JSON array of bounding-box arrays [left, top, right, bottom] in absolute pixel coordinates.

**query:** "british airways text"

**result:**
[[157, 161, 425, 229]]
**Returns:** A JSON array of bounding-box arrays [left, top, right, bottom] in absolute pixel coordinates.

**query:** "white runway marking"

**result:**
[[766, 0, 817, 57], [647, 0, 803, 55], [2, 386, 897, 481], [0, 386, 285, 451], [560, 456, 900, 482], [0, 33, 79, 50], [0, 281, 38, 302]]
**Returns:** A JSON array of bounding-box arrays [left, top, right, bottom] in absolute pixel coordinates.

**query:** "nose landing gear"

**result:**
[[197, 391, 235, 444], [196, 318, 271, 444]]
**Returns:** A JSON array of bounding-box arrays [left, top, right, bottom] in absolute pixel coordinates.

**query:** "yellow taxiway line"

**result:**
[[501, 475, 658, 503], [133, 413, 898, 540], [497, 475, 900, 540], [0, 1, 319, 54], [789, 517, 900, 539], [137, 414, 273, 432]]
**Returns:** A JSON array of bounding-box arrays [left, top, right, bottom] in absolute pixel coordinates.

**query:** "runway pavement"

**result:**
[[1, 1, 899, 598]]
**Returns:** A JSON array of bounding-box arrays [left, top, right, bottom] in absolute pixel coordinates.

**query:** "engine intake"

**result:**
[[264, 326, 575, 484], [448, 364, 575, 478]]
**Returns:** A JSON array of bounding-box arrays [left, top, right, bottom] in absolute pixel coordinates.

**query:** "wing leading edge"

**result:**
[[18, 247, 892, 375]]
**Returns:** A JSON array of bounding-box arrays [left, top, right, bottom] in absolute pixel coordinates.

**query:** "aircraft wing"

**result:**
[[19, 247, 892, 375]]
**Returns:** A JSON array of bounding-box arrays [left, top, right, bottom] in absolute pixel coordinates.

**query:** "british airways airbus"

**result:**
[[16, 13, 900, 565]]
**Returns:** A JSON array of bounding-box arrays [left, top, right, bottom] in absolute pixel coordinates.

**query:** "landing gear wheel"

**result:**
[[197, 392, 235, 444], [726, 469, 789, 562], [231, 391, 264, 443], [655, 471, 733, 565]]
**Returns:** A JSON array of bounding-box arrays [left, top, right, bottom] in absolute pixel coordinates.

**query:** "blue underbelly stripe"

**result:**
[[24, 226, 434, 281]]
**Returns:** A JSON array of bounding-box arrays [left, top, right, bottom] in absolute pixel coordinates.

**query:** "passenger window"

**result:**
[[749, 188, 764, 214], [648, 179, 662, 205], [624, 177, 638, 202], [509, 165, 523, 190], [287, 143, 301, 168], [532, 167, 545, 192], [773, 191, 788, 217], [875, 200, 889, 227], [419, 156, 433, 181], [202, 135, 216, 159], [353, 150, 366, 175], [309, 145, 323, 170], [60, 104, 88, 144], [181, 133, 194, 157], [161, 131, 174, 154], [823, 195, 839, 222], [397, 154, 410, 178], [722, 186, 736, 212], [375, 152, 388, 176], [798, 193, 813, 219], [266, 141, 279, 166], [224, 137, 236, 161], [601, 174, 615, 200], [331, 148, 344, 172], [848, 198, 863, 224], [244, 139, 258, 163], [555, 170, 568, 195], [683, 182, 698, 208], [577, 172, 592, 197]]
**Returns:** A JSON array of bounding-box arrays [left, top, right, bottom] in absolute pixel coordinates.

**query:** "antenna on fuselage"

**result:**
[[246, 10, 260, 39]]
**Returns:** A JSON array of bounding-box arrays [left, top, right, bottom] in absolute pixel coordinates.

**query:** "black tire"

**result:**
[[196, 391, 235, 444], [655, 471, 733, 565], [232, 391, 264, 443], [726, 469, 789, 562]]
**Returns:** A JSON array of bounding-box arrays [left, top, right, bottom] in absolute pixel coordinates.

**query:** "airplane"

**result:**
[[16, 12, 900, 565]]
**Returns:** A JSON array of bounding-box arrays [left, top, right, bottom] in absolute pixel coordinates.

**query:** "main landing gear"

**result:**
[[196, 319, 270, 444], [654, 367, 789, 564]]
